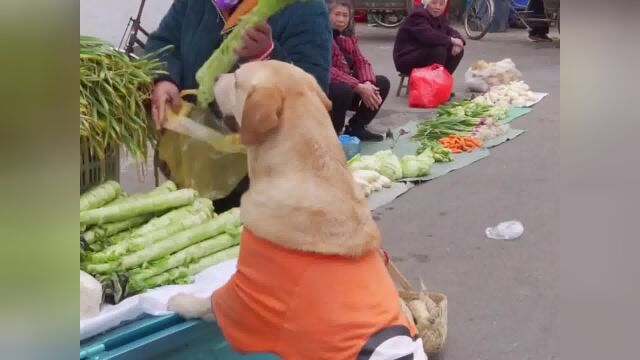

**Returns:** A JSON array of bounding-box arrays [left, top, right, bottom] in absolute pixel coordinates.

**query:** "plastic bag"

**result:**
[[408, 64, 453, 108], [464, 58, 522, 92], [158, 91, 248, 201], [338, 135, 361, 160]]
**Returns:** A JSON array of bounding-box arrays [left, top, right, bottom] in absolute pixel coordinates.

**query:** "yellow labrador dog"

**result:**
[[168, 60, 426, 360]]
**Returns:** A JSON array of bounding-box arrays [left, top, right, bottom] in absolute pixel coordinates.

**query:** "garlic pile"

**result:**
[[473, 81, 538, 107]]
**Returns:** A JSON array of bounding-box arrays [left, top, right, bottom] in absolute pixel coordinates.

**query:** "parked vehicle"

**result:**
[[352, 0, 414, 28]]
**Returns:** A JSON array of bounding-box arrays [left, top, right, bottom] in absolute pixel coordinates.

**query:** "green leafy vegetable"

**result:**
[[400, 149, 435, 178], [195, 0, 303, 106], [416, 140, 453, 162], [349, 150, 403, 181], [80, 36, 168, 160]]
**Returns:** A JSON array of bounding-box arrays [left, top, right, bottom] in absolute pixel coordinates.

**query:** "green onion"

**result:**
[[80, 35, 168, 161]]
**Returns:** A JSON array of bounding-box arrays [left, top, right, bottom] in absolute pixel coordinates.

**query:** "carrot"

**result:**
[[438, 135, 482, 153]]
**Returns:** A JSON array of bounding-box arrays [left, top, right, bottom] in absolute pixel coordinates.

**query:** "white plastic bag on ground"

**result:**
[[465, 58, 522, 92]]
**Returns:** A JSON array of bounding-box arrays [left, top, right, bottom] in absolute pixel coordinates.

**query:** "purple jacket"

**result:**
[[393, 8, 465, 70]]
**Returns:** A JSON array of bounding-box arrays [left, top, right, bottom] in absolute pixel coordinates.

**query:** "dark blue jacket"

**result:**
[[145, 0, 332, 93]]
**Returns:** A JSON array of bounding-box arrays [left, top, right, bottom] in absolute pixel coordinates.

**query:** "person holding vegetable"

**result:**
[[145, 0, 332, 212], [393, 0, 465, 78], [327, 0, 390, 142]]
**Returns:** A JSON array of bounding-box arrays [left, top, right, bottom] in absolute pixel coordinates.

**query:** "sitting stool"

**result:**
[[396, 73, 409, 97]]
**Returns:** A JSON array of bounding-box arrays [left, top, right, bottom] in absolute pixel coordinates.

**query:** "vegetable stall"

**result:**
[[79, 0, 546, 352], [347, 58, 547, 203]]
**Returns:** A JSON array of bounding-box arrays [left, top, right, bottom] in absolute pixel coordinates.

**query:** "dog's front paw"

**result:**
[[167, 293, 213, 320]]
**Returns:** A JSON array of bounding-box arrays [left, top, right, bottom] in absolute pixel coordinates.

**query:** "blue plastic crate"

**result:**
[[80, 314, 279, 360]]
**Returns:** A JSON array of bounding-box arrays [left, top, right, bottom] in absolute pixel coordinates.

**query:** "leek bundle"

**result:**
[[80, 36, 167, 160], [80, 181, 243, 303], [196, 0, 303, 106], [82, 181, 179, 243], [131, 246, 240, 293], [80, 189, 198, 226]]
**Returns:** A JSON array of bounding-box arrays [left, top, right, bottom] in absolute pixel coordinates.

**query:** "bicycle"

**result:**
[[463, 0, 559, 40], [118, 0, 149, 59]]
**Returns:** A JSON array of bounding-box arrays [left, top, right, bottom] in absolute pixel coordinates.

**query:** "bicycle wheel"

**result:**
[[371, 12, 406, 28], [464, 0, 495, 40]]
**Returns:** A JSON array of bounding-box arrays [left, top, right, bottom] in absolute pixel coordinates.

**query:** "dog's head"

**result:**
[[213, 60, 331, 146]]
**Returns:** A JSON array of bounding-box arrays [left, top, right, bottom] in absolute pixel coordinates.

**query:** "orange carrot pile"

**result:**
[[438, 135, 483, 153]]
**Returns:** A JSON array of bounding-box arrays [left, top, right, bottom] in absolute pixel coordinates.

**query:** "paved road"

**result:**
[[362, 27, 560, 360], [82, 3, 560, 358]]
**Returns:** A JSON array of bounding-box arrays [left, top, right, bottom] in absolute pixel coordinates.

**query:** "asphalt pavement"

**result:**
[[81, 3, 560, 357]]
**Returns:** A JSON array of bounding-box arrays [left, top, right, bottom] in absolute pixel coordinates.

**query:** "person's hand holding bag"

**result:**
[[235, 22, 274, 61], [151, 80, 182, 130]]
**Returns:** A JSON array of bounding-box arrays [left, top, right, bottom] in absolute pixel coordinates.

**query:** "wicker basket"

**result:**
[[388, 260, 448, 354], [81, 137, 120, 193]]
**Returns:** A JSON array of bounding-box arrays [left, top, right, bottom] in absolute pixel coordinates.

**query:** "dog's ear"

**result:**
[[305, 73, 332, 111], [240, 85, 283, 145]]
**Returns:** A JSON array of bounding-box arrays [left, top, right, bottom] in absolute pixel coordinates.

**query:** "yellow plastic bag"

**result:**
[[158, 90, 247, 201]]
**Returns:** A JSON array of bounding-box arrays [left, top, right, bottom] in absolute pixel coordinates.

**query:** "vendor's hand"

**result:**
[[363, 81, 383, 108], [451, 44, 463, 56], [356, 82, 382, 110], [451, 37, 465, 48], [235, 22, 273, 61], [151, 81, 181, 130]]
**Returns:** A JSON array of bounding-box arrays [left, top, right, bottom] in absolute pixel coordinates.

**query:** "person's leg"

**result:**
[[344, 75, 390, 142], [396, 46, 449, 75], [328, 82, 355, 134], [444, 47, 464, 75], [527, 0, 551, 40], [374, 75, 391, 104]]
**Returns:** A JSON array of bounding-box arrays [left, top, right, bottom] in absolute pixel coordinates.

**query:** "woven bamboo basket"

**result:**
[[80, 137, 120, 194], [387, 260, 448, 354]]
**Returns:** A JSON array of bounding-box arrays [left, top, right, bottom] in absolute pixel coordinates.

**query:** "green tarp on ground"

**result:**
[[363, 107, 531, 209]]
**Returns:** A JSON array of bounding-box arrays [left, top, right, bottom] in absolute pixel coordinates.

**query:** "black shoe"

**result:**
[[345, 127, 384, 142], [449, 92, 456, 101], [529, 34, 553, 42]]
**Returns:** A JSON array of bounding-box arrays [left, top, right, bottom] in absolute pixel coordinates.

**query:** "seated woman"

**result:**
[[327, 0, 390, 142], [393, 0, 465, 78]]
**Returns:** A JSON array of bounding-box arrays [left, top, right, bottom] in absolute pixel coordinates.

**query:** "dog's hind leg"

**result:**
[[167, 293, 216, 322]]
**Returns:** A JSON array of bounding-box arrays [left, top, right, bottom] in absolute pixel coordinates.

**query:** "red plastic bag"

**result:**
[[408, 64, 453, 108]]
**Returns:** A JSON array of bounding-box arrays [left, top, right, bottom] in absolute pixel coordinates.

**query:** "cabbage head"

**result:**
[[400, 149, 435, 178]]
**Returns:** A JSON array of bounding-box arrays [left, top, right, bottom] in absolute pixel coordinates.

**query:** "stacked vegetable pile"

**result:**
[[80, 181, 241, 303], [438, 135, 483, 153], [80, 36, 167, 160], [472, 80, 537, 107], [412, 100, 510, 157], [348, 149, 436, 186]]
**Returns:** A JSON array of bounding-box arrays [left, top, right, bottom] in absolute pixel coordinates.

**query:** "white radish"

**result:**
[[81, 271, 102, 320], [352, 169, 383, 183]]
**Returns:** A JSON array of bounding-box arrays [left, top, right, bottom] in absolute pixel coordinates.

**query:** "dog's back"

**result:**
[[235, 61, 381, 257]]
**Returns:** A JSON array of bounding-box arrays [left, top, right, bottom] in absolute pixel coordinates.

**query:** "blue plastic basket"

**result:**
[[80, 314, 280, 360]]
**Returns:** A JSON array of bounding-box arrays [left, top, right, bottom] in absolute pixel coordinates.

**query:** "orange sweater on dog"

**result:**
[[212, 229, 425, 360]]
